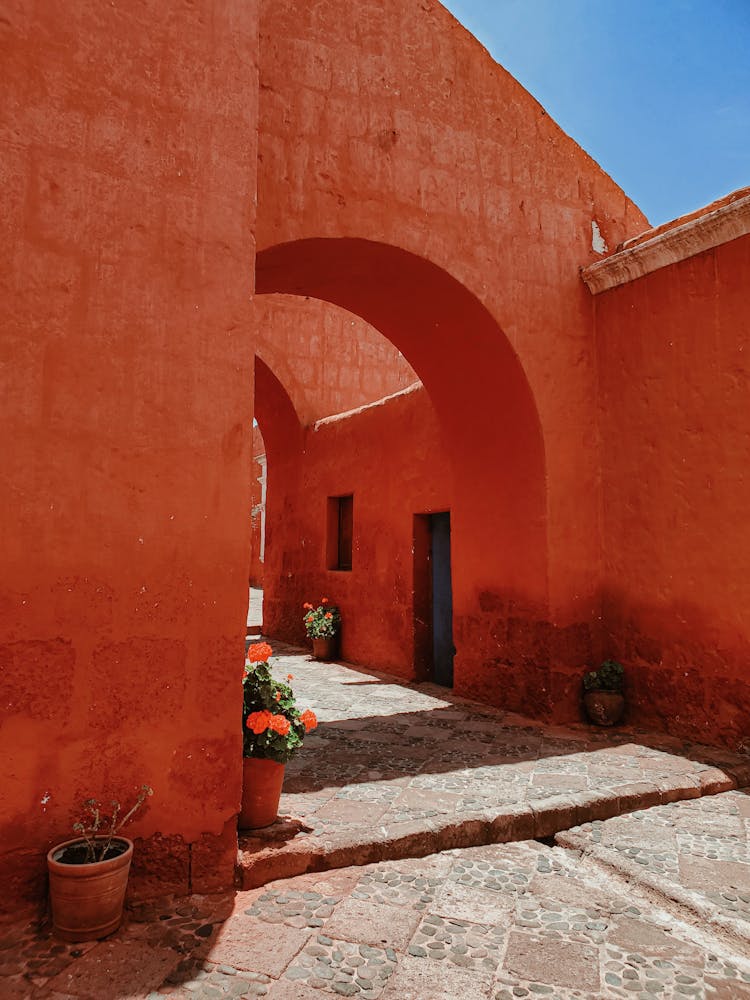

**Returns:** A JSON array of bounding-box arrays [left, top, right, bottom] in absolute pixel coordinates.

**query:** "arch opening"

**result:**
[[255, 237, 552, 710]]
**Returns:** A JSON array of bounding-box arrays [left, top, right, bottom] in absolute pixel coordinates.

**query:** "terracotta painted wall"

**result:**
[[6, 0, 743, 925], [0, 1, 259, 910], [249, 296, 418, 588], [596, 233, 750, 748], [254, 294, 418, 424], [256, 0, 648, 722], [257, 375, 453, 678]]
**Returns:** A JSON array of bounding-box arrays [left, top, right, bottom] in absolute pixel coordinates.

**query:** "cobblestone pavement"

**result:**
[[6, 837, 750, 998], [557, 788, 750, 948], [6, 645, 750, 998], [238, 641, 750, 886], [0, 892, 235, 1000]]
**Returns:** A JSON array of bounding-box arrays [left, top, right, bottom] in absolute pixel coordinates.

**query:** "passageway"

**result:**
[[7, 645, 750, 997], [254, 238, 551, 709], [237, 641, 750, 889], [247, 587, 263, 636]]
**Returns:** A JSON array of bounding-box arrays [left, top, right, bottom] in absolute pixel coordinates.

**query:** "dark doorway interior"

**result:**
[[413, 511, 454, 687]]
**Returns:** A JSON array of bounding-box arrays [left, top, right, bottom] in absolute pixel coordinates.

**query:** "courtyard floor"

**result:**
[[4, 639, 750, 999], [238, 640, 750, 889]]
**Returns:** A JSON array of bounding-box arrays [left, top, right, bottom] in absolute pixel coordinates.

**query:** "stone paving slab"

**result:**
[[556, 788, 750, 951], [238, 641, 750, 888], [0, 893, 236, 999], [7, 839, 750, 999], [247, 588, 263, 631]]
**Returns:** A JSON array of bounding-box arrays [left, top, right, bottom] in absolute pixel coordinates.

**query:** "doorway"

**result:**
[[413, 511, 454, 687]]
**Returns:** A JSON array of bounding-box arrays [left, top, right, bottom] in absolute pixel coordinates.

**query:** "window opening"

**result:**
[[327, 494, 353, 571]]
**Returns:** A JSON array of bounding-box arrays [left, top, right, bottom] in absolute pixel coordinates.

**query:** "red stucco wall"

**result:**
[[253, 295, 417, 424], [256, 0, 647, 722], [249, 295, 420, 588], [257, 375, 453, 677], [596, 234, 750, 748], [0, 1, 259, 909], [5, 0, 743, 918]]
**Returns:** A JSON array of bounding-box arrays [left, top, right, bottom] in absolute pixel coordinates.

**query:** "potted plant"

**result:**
[[583, 659, 625, 726], [241, 642, 317, 829], [302, 598, 342, 660], [47, 784, 153, 942]]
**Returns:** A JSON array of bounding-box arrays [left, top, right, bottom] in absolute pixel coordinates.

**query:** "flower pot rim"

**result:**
[[47, 836, 134, 870]]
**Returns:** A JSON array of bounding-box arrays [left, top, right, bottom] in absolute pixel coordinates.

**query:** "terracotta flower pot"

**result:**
[[312, 636, 338, 661], [240, 757, 285, 829], [47, 836, 133, 942], [584, 690, 625, 726]]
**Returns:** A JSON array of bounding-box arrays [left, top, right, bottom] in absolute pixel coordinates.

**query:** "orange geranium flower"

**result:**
[[268, 714, 290, 736], [321, 597, 329, 604], [325, 612, 333, 619], [247, 642, 273, 664], [246, 710, 272, 734], [303, 602, 313, 610], [300, 709, 317, 733], [274, 691, 281, 702], [287, 674, 294, 681]]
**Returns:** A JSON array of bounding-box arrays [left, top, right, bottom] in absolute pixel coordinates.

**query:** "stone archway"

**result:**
[[255, 237, 552, 712]]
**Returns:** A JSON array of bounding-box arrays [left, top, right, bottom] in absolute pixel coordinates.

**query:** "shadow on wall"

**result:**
[[254, 236, 554, 711], [254, 237, 548, 589], [602, 589, 750, 750]]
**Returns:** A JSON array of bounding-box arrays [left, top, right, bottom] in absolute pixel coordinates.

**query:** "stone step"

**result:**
[[237, 767, 747, 890]]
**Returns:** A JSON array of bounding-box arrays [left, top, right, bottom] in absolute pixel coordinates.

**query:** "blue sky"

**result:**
[[441, 0, 750, 226]]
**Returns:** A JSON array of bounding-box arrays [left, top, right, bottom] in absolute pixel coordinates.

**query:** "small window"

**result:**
[[327, 495, 353, 571]]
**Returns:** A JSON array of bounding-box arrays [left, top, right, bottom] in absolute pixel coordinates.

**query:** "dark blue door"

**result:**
[[430, 512, 454, 687]]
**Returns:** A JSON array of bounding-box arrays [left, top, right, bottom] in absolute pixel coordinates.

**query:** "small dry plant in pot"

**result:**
[[48, 784, 153, 942], [60, 784, 154, 864]]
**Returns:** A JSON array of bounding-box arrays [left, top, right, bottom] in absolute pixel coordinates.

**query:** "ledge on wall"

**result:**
[[581, 186, 750, 294]]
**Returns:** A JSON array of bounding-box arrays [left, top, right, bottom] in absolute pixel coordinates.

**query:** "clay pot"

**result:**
[[312, 636, 338, 661], [47, 836, 133, 942], [240, 757, 285, 829], [583, 690, 625, 726]]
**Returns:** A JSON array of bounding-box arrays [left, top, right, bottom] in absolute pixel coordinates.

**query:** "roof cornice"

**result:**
[[581, 189, 750, 295]]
